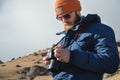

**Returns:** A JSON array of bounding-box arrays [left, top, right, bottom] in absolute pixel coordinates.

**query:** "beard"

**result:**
[[64, 13, 80, 32], [64, 23, 74, 32]]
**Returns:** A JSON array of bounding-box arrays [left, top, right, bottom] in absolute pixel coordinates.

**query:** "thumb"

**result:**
[[55, 44, 64, 49]]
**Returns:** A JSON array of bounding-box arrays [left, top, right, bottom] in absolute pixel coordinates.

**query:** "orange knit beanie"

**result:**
[[55, 0, 82, 16]]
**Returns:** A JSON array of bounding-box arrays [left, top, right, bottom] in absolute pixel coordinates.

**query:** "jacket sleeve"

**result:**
[[69, 24, 119, 74]]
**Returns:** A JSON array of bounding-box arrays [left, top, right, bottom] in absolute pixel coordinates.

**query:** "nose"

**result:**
[[62, 18, 69, 23]]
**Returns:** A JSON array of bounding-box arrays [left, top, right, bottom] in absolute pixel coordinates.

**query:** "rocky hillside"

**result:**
[[0, 47, 120, 80], [0, 48, 52, 80]]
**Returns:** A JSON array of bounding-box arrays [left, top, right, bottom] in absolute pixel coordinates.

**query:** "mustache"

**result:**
[[65, 24, 74, 27], [64, 22, 73, 25]]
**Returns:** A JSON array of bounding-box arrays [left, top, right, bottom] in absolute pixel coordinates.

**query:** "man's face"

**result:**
[[57, 12, 79, 32]]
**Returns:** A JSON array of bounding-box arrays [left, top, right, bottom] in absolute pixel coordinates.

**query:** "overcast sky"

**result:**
[[0, 0, 120, 62]]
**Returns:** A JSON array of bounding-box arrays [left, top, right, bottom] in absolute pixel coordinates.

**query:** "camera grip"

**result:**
[[47, 49, 60, 72]]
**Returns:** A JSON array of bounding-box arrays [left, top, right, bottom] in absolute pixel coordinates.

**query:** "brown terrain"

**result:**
[[0, 46, 120, 80]]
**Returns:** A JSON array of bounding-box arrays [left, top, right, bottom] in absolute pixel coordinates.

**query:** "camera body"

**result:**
[[47, 49, 60, 72]]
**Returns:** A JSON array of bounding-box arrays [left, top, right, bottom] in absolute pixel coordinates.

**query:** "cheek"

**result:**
[[70, 18, 75, 25], [71, 14, 78, 24]]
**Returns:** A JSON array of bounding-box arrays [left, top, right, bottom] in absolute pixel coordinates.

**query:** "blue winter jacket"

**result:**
[[51, 14, 119, 80]]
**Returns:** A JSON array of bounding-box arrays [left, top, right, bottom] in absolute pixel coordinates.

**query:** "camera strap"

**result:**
[[64, 21, 88, 48], [53, 17, 88, 48]]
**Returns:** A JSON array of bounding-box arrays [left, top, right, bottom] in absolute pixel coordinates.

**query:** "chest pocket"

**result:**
[[69, 33, 94, 52]]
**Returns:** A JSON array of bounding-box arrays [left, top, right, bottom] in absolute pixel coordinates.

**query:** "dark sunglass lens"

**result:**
[[63, 14, 71, 19], [56, 13, 71, 20]]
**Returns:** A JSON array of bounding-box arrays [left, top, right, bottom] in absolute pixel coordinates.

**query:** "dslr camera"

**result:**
[[47, 49, 60, 72]]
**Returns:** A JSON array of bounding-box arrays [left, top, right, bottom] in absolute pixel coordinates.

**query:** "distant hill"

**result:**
[[0, 48, 52, 80]]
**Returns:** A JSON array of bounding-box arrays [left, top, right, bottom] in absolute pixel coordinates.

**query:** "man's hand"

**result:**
[[43, 56, 50, 64], [54, 44, 70, 63]]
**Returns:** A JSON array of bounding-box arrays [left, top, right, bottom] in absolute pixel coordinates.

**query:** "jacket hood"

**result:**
[[84, 14, 101, 23]]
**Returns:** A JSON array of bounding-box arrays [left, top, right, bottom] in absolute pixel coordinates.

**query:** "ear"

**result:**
[[76, 11, 81, 16]]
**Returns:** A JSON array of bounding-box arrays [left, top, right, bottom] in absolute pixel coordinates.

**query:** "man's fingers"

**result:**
[[57, 58, 63, 62], [54, 44, 64, 49]]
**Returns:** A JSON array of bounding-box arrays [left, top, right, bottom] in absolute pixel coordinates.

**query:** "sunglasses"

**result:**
[[56, 13, 72, 21]]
